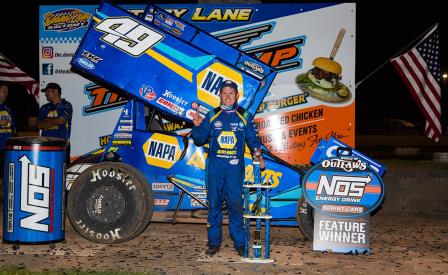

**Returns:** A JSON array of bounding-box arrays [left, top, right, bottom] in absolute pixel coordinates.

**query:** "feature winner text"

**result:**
[[318, 219, 366, 244]]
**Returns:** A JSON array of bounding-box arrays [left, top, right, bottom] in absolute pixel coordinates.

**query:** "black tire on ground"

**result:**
[[297, 194, 314, 241], [67, 162, 153, 244]]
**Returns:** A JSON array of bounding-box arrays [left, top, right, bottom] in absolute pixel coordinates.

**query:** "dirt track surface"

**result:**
[[0, 213, 447, 274]]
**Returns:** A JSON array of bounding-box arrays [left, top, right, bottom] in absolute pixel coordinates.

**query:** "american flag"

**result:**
[[0, 52, 39, 102], [391, 25, 442, 142]]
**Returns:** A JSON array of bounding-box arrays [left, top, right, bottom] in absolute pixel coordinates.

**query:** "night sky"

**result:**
[[1, 0, 446, 133]]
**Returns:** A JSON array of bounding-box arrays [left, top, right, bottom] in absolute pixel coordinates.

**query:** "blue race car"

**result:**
[[66, 1, 312, 244]]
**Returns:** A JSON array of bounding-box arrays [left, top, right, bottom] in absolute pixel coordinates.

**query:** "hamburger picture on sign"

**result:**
[[296, 28, 351, 103]]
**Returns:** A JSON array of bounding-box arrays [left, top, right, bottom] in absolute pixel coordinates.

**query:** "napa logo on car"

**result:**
[[43, 9, 91, 32], [142, 133, 181, 169], [217, 131, 237, 149], [196, 62, 243, 107], [303, 155, 384, 218], [77, 58, 95, 70]]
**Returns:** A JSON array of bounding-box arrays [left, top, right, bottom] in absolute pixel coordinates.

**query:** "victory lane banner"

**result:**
[[302, 150, 384, 253], [39, 4, 355, 161]]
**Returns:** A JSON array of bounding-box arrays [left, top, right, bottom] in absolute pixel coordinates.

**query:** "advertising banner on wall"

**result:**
[[39, 3, 356, 164]]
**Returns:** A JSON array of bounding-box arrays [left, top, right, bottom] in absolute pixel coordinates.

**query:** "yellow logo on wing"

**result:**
[[217, 131, 237, 149], [142, 133, 181, 169], [197, 62, 244, 107]]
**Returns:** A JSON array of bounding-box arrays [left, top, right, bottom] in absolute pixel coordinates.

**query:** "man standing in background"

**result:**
[[37, 82, 73, 164], [0, 83, 14, 180]]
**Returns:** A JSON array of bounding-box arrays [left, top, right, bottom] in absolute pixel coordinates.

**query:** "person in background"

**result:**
[[0, 83, 14, 180], [37, 82, 73, 165], [192, 80, 264, 257]]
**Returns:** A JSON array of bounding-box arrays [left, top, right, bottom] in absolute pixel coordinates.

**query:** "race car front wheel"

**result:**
[[67, 162, 153, 244]]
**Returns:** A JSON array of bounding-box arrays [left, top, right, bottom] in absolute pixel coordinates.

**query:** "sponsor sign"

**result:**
[[303, 157, 384, 218], [310, 137, 386, 176], [313, 212, 370, 253], [304, 149, 384, 253], [40, 3, 355, 164], [154, 199, 170, 206], [152, 182, 174, 191]]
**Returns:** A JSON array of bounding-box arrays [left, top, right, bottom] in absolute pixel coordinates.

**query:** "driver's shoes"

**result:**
[[236, 247, 245, 257], [205, 246, 220, 256]]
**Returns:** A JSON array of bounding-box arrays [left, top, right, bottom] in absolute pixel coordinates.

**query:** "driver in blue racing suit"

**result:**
[[192, 80, 264, 257]]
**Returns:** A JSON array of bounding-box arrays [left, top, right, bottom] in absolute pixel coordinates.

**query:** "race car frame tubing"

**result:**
[[244, 186, 250, 258], [254, 162, 262, 259], [265, 187, 271, 259], [255, 213, 262, 258]]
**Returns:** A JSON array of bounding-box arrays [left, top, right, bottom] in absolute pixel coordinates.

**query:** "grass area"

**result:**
[[0, 267, 158, 275]]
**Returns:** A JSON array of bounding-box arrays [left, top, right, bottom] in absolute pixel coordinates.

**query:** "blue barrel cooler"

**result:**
[[3, 137, 66, 244]]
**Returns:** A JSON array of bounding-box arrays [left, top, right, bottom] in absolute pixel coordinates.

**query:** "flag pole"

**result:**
[[356, 23, 438, 89]]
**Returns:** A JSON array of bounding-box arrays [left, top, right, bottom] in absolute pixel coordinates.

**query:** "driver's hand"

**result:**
[[192, 111, 203, 126], [258, 156, 265, 170]]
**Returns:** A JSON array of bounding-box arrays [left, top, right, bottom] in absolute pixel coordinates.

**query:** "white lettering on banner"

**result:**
[[317, 175, 371, 197], [318, 220, 367, 244], [95, 17, 164, 56], [321, 158, 367, 172], [19, 155, 51, 232]]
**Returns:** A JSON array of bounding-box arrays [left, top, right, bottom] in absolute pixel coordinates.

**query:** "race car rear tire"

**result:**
[[297, 194, 314, 241], [67, 162, 153, 244]]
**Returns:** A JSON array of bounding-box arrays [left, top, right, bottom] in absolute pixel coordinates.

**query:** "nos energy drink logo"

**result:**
[[19, 155, 52, 232], [197, 62, 243, 107], [303, 157, 384, 218]]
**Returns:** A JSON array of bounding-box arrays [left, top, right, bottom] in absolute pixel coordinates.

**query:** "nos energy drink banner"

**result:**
[[39, 4, 356, 164]]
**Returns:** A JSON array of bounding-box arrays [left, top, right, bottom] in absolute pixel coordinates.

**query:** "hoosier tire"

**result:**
[[297, 194, 314, 241], [67, 162, 153, 244]]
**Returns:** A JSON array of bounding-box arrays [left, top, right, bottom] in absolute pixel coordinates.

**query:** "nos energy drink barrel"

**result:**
[[3, 137, 66, 244]]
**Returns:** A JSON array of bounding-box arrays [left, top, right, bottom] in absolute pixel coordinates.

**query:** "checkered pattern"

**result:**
[[40, 37, 82, 43]]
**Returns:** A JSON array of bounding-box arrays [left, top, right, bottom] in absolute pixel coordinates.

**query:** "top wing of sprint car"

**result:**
[[70, 1, 276, 123]]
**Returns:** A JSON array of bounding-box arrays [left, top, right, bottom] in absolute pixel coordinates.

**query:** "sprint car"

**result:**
[[66, 99, 315, 243]]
